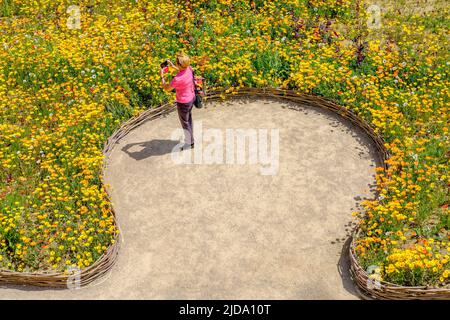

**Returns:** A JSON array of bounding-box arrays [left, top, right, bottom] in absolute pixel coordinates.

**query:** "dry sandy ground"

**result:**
[[0, 97, 381, 299]]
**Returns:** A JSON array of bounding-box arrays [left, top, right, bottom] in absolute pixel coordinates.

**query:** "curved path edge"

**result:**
[[3, 88, 444, 300]]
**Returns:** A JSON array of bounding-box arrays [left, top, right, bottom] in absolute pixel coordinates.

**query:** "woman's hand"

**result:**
[[160, 61, 175, 91]]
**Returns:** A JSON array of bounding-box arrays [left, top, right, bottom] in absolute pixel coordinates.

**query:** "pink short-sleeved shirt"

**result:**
[[170, 67, 195, 104]]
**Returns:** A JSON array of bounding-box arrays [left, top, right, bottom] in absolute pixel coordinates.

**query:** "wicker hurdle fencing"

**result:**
[[1, 88, 448, 299]]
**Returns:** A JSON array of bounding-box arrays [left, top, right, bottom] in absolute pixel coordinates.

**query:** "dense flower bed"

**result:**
[[0, 0, 448, 286]]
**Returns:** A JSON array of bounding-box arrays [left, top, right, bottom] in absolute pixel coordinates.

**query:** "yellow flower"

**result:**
[[386, 264, 396, 274]]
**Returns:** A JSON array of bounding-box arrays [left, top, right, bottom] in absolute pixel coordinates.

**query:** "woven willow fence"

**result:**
[[1, 88, 448, 299]]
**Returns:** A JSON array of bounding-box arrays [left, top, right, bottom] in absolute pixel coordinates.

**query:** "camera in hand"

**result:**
[[160, 60, 169, 74], [160, 60, 168, 69]]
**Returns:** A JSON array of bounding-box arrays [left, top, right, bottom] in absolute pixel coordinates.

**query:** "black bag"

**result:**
[[191, 66, 203, 109]]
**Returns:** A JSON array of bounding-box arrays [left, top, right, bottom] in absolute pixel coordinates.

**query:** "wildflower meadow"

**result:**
[[0, 0, 448, 288]]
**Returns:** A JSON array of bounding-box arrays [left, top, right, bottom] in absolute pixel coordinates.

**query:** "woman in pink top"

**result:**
[[161, 53, 196, 149]]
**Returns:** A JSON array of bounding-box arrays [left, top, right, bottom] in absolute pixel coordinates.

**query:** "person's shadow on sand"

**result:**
[[121, 139, 180, 160]]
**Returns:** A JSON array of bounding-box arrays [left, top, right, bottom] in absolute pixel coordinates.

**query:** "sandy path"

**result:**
[[0, 97, 380, 299]]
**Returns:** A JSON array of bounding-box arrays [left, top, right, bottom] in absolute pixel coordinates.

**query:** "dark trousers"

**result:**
[[176, 98, 195, 145]]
